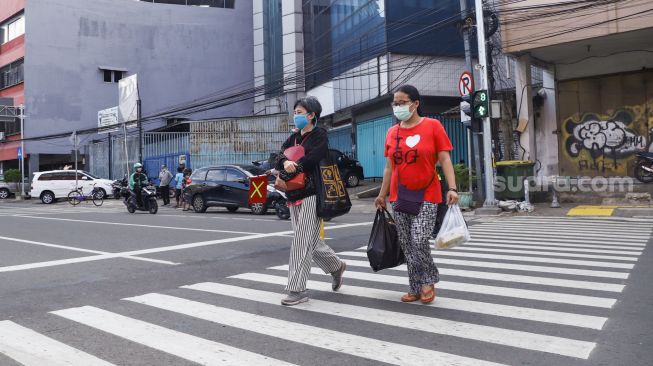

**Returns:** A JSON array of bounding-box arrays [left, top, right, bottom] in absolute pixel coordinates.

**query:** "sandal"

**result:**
[[400, 293, 421, 303], [420, 285, 436, 304]]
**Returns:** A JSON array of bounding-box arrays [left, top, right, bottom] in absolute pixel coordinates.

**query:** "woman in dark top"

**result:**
[[275, 96, 346, 306]]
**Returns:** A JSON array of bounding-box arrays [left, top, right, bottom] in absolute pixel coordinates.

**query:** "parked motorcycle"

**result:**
[[112, 175, 128, 199], [268, 184, 290, 220], [124, 184, 158, 214], [635, 151, 653, 183]]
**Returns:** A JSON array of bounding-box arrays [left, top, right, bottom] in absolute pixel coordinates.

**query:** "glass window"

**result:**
[[206, 169, 225, 182], [226, 168, 245, 182], [263, 0, 283, 97], [1, 14, 25, 44], [190, 169, 207, 180], [0, 59, 24, 90], [302, 0, 387, 89], [103, 70, 112, 83], [38, 173, 53, 181]]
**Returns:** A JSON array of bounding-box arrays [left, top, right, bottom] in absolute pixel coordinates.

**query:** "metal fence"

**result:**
[[88, 113, 291, 180]]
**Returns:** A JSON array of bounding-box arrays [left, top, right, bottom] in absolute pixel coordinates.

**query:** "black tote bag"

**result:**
[[314, 153, 352, 219], [367, 208, 405, 272]]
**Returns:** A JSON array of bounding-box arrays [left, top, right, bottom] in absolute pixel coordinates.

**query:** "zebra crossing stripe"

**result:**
[[473, 225, 651, 237], [428, 251, 635, 269], [446, 247, 639, 261], [51, 306, 295, 366], [341, 249, 634, 269], [181, 283, 596, 359], [125, 293, 507, 366], [343, 250, 630, 279], [229, 273, 609, 330], [457, 243, 643, 256], [326, 259, 625, 292], [0, 320, 115, 366], [463, 239, 645, 252], [468, 231, 648, 244], [268, 265, 617, 308]]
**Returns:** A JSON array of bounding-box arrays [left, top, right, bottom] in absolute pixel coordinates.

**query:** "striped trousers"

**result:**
[[286, 195, 343, 292]]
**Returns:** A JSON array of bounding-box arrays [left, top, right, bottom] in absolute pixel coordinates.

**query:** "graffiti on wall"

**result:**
[[562, 109, 649, 176]]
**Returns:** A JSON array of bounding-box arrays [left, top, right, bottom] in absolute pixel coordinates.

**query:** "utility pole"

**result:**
[[474, 0, 497, 207], [137, 99, 143, 163], [108, 132, 112, 179], [19, 104, 25, 199], [460, 0, 485, 202]]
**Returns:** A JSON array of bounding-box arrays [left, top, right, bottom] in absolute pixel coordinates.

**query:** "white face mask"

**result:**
[[393, 104, 413, 121]]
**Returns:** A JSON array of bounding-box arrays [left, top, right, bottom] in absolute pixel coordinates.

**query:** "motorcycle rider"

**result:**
[[129, 163, 149, 208]]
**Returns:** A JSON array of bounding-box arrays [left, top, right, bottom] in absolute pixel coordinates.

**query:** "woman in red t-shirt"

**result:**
[[374, 85, 459, 304]]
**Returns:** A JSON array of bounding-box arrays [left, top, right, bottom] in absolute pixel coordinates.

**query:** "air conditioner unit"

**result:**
[[0, 132, 5, 141]]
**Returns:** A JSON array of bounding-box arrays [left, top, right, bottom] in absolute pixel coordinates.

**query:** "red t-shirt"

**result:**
[[384, 118, 453, 204]]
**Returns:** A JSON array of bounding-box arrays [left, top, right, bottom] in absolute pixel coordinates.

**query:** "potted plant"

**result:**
[[453, 164, 474, 209]]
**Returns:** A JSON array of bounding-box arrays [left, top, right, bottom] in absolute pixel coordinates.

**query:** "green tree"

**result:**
[[3, 169, 21, 183]]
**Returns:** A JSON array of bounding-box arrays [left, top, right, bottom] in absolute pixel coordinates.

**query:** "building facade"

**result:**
[[0, 0, 26, 172], [500, 0, 653, 179], [253, 0, 472, 178], [1, 0, 253, 178]]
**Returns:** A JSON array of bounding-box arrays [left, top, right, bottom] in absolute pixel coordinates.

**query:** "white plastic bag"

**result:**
[[434, 204, 470, 249]]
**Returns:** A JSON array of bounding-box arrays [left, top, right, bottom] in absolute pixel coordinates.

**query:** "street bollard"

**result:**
[[550, 176, 561, 208]]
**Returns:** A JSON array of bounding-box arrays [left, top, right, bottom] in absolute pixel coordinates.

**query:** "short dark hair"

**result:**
[[395, 84, 421, 103], [177, 167, 183, 173], [293, 96, 322, 124]]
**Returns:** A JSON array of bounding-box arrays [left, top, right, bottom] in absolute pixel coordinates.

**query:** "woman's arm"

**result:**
[[438, 151, 459, 205], [296, 128, 328, 171], [374, 158, 393, 209]]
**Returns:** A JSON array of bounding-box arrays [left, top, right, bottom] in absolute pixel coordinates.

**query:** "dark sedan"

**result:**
[[185, 165, 281, 215]]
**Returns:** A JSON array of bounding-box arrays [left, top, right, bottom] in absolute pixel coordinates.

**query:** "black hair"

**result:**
[[293, 96, 322, 124], [177, 167, 183, 173], [395, 84, 423, 116]]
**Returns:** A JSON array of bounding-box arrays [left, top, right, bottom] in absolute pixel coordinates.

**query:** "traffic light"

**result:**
[[460, 94, 472, 128], [473, 90, 489, 119]]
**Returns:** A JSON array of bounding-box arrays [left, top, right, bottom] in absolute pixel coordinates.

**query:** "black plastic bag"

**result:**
[[367, 208, 405, 272], [314, 154, 352, 220]]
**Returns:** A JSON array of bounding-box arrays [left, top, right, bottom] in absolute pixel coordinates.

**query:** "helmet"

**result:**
[[133, 163, 143, 169]]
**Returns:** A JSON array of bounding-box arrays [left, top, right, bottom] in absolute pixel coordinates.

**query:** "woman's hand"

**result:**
[[284, 161, 298, 174], [446, 190, 459, 205], [374, 195, 387, 210]]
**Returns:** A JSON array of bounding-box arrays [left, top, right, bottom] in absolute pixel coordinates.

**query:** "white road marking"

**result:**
[[0, 320, 115, 366], [230, 273, 608, 330], [125, 293, 506, 366], [268, 265, 617, 308], [429, 251, 635, 269], [0, 235, 178, 266], [463, 238, 645, 251], [448, 247, 639, 261], [471, 225, 651, 239], [460, 242, 642, 255], [468, 230, 648, 244], [0, 222, 372, 273], [330, 259, 625, 292], [342, 250, 630, 279], [51, 306, 295, 366], [182, 283, 596, 359]]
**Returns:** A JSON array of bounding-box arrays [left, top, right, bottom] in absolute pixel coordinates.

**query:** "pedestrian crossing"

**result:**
[[0, 216, 650, 365]]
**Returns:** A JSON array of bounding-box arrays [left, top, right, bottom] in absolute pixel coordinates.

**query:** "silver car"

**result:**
[[0, 174, 28, 199]]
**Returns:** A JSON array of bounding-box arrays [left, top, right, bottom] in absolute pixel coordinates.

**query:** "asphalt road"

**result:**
[[0, 199, 651, 366]]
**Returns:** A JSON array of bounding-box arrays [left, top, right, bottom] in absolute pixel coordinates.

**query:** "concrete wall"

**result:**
[[24, 0, 253, 156], [501, 0, 653, 54]]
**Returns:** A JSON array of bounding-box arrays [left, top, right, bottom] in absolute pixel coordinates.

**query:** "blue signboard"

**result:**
[[16, 147, 22, 159]]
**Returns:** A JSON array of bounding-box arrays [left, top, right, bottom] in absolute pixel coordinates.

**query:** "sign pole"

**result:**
[[474, 0, 496, 207], [19, 104, 25, 199]]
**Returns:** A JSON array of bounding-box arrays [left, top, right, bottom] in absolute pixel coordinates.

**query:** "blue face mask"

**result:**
[[294, 114, 310, 130]]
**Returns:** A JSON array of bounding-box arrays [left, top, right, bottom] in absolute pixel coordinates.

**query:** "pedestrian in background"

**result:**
[[174, 166, 184, 208], [374, 85, 459, 304], [275, 96, 346, 306], [182, 168, 193, 212], [158, 165, 173, 206]]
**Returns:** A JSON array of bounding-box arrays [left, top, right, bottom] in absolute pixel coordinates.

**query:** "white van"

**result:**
[[30, 170, 113, 204]]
